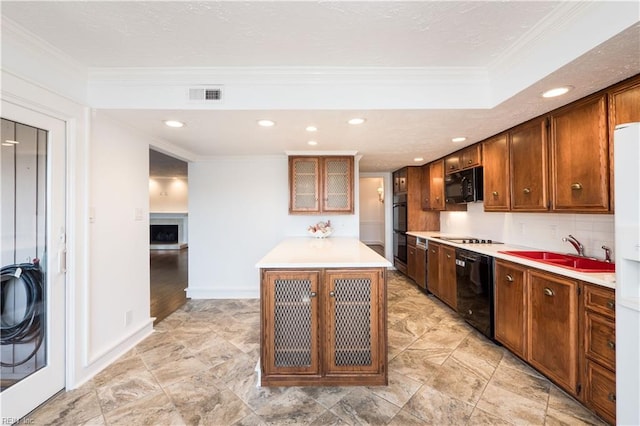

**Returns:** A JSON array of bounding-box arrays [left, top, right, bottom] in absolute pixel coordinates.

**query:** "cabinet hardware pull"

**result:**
[[523, 188, 531, 194], [607, 300, 615, 310], [329, 291, 335, 297], [544, 287, 555, 297], [309, 292, 317, 297], [608, 392, 616, 402], [450, 165, 455, 169], [435, 197, 440, 201], [571, 183, 583, 190], [506, 274, 514, 282], [608, 340, 616, 350], [468, 159, 472, 164], [447, 254, 451, 259], [431, 249, 436, 253], [492, 191, 499, 197]]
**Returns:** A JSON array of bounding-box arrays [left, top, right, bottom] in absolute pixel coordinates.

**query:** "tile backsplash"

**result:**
[[440, 202, 615, 261]]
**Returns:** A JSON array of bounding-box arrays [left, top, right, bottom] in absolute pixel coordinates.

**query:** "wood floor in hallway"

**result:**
[[150, 248, 188, 325]]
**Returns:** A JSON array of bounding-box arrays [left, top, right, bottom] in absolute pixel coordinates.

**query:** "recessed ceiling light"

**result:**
[[307, 140, 318, 146], [451, 137, 467, 143], [347, 118, 366, 125], [413, 157, 424, 162], [257, 119, 275, 127], [164, 120, 184, 128], [541, 86, 573, 98], [306, 126, 317, 132]]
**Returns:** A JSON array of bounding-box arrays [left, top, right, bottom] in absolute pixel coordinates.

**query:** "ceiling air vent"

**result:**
[[188, 86, 223, 103]]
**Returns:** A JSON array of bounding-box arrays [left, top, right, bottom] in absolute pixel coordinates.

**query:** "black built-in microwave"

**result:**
[[444, 167, 483, 204]]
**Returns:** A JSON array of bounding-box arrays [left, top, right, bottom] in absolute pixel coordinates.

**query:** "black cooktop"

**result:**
[[435, 236, 502, 244]]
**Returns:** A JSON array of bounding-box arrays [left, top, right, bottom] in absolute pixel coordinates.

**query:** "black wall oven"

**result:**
[[393, 193, 407, 263]]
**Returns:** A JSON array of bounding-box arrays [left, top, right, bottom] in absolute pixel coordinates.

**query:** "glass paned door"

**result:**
[[1, 102, 66, 421], [1, 119, 48, 387]]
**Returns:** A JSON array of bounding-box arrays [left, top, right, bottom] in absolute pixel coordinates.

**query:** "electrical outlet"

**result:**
[[125, 310, 133, 326]]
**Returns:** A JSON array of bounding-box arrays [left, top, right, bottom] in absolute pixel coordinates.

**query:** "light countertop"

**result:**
[[407, 231, 616, 290], [256, 237, 393, 269]]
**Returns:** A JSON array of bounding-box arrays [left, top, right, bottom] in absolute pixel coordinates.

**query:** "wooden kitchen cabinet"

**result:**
[[427, 241, 456, 309], [510, 118, 549, 211], [420, 160, 445, 211], [289, 156, 353, 214], [482, 133, 510, 211], [261, 270, 320, 378], [261, 268, 387, 386], [407, 235, 418, 281], [609, 75, 640, 127], [608, 74, 640, 212], [444, 144, 481, 174], [439, 245, 457, 309], [582, 283, 616, 424], [393, 167, 407, 194], [527, 270, 580, 396], [494, 260, 527, 359], [427, 242, 441, 298], [549, 94, 609, 212]]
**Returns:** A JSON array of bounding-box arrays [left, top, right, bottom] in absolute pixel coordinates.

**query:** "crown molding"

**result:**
[[2, 16, 87, 74]]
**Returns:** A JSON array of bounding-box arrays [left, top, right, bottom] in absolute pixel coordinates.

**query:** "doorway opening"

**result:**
[[359, 176, 386, 257], [148, 149, 189, 325]]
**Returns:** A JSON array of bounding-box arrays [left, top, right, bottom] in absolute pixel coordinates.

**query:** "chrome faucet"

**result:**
[[562, 234, 585, 257], [601, 245, 612, 263]]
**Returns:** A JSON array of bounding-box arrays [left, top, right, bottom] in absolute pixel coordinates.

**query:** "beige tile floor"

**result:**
[[25, 272, 607, 425]]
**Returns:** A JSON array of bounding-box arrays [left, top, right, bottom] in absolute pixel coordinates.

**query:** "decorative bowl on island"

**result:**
[[308, 220, 333, 238]]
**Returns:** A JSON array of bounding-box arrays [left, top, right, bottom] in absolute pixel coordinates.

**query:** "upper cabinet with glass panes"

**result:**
[[289, 156, 354, 214]]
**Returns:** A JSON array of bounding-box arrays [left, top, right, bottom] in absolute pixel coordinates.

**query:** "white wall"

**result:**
[[441, 202, 615, 260], [188, 155, 360, 299], [359, 177, 385, 246], [88, 112, 153, 362], [149, 177, 188, 212]]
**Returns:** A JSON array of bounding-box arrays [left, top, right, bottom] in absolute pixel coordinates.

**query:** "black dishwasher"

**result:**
[[455, 248, 494, 340]]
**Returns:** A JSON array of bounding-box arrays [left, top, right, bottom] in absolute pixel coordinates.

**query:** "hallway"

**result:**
[[150, 249, 188, 325]]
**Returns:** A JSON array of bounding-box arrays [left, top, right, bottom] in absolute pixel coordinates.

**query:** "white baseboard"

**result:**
[[186, 287, 259, 299]]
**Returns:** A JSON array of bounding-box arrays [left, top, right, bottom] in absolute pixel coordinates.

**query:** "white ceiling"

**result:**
[[2, 1, 639, 173]]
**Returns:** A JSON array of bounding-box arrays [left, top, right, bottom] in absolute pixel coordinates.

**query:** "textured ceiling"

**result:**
[[2, 1, 559, 67], [2, 1, 639, 174]]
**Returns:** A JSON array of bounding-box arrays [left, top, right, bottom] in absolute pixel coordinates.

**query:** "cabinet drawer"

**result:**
[[407, 235, 417, 247], [586, 360, 616, 425], [584, 284, 615, 319], [585, 311, 616, 369]]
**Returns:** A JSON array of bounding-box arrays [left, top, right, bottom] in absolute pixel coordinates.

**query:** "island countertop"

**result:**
[[256, 237, 392, 269]]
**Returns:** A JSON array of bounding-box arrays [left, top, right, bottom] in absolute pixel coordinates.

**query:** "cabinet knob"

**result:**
[[607, 300, 615, 310], [608, 392, 616, 402], [449, 165, 455, 169], [446, 254, 451, 259], [467, 159, 473, 164], [608, 340, 616, 350], [492, 191, 499, 197], [329, 291, 335, 297], [431, 249, 436, 253], [309, 291, 317, 298], [571, 183, 583, 190], [544, 287, 555, 297], [505, 274, 514, 282], [523, 187, 531, 194]]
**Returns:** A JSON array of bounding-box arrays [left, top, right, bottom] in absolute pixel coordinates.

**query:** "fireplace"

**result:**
[[150, 224, 179, 244], [149, 213, 188, 250]]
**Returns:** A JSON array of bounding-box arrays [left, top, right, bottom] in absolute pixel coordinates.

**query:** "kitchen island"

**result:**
[[256, 237, 392, 386]]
